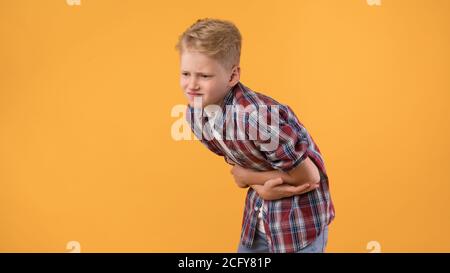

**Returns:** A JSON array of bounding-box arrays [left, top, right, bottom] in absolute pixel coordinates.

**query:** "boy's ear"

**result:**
[[229, 65, 240, 86]]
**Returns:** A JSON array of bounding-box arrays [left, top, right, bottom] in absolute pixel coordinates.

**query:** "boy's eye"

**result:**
[[181, 72, 190, 76], [201, 75, 211, 78]]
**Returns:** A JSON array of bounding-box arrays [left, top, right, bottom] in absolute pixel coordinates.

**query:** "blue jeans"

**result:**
[[237, 226, 329, 253]]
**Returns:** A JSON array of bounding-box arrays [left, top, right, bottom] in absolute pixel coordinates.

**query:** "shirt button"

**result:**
[[254, 206, 259, 212]]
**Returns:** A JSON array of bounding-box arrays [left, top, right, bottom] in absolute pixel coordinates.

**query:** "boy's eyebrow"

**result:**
[[181, 70, 214, 75]]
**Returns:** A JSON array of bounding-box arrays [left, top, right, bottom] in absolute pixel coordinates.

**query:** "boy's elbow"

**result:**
[[307, 163, 321, 184], [309, 172, 321, 184], [291, 175, 320, 186], [287, 157, 321, 186]]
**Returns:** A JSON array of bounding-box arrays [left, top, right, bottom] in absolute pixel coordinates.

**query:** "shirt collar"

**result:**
[[221, 84, 237, 108]]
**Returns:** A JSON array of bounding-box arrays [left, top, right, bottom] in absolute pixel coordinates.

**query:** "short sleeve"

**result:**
[[252, 104, 310, 172]]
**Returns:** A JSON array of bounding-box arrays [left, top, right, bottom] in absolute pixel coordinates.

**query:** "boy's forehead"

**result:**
[[180, 51, 221, 72]]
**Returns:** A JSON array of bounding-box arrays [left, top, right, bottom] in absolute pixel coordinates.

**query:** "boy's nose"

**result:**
[[188, 78, 199, 90]]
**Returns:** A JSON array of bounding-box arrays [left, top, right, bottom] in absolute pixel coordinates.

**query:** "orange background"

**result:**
[[1, 0, 449, 252]]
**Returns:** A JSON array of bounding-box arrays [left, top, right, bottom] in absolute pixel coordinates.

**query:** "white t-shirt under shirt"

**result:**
[[204, 108, 266, 234], [204, 107, 267, 235], [257, 201, 266, 234]]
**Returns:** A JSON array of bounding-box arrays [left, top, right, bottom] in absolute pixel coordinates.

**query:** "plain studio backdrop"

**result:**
[[1, 0, 449, 252]]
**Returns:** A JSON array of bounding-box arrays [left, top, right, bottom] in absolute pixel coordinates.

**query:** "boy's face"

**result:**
[[180, 50, 239, 109]]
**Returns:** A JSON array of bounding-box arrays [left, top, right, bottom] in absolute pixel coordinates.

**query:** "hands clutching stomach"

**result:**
[[230, 163, 320, 201]]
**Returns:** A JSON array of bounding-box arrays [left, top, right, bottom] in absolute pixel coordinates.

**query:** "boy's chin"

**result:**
[[187, 98, 214, 109], [187, 97, 224, 109]]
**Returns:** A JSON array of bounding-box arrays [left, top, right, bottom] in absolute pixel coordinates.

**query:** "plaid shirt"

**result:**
[[186, 82, 335, 252]]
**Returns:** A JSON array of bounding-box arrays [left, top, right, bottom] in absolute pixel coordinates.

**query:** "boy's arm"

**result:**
[[231, 156, 321, 187], [249, 178, 318, 201]]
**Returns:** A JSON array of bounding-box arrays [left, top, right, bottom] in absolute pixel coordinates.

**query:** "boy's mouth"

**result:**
[[187, 92, 203, 96]]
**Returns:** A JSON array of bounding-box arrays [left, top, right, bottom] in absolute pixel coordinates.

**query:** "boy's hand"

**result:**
[[230, 164, 251, 188], [251, 178, 319, 201]]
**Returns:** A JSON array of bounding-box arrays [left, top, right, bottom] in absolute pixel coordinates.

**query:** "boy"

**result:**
[[176, 18, 335, 253]]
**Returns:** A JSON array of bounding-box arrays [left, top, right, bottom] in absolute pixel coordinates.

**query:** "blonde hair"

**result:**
[[176, 18, 242, 69]]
